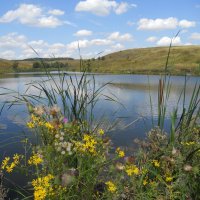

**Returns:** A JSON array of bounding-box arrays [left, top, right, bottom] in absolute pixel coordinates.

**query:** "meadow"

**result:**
[[0, 45, 200, 75]]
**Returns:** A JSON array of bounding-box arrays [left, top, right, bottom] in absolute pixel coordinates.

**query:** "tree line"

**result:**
[[32, 61, 69, 69]]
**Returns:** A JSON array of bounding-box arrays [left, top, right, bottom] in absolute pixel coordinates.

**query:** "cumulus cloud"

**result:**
[[138, 17, 196, 31], [48, 9, 65, 16], [138, 17, 178, 30], [114, 2, 129, 15], [0, 4, 67, 28], [74, 30, 93, 37], [108, 32, 133, 41], [0, 50, 16, 59], [0, 32, 132, 59], [75, 0, 136, 16], [179, 20, 195, 28], [0, 32, 71, 59], [146, 36, 157, 43], [67, 39, 113, 51], [156, 36, 182, 46], [190, 32, 200, 40], [0, 32, 27, 49]]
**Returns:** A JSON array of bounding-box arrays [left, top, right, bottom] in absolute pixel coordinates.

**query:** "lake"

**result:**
[[0, 72, 199, 152]]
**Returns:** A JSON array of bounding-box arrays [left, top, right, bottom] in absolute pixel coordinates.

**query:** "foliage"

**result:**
[[32, 61, 69, 69]]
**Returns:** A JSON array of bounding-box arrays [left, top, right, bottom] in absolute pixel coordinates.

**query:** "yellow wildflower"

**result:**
[[45, 122, 54, 130], [13, 154, 20, 163], [28, 154, 43, 165], [1, 155, 21, 173], [165, 176, 173, 182], [27, 122, 35, 128], [152, 160, 160, 167], [105, 181, 117, 193], [143, 179, 148, 185], [32, 174, 54, 200], [1, 157, 10, 170], [6, 162, 15, 173], [31, 114, 40, 122], [116, 147, 125, 158], [38, 121, 44, 126], [125, 165, 139, 176], [98, 129, 104, 135]]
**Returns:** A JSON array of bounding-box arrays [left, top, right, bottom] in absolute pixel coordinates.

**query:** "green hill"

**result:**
[[0, 45, 200, 75]]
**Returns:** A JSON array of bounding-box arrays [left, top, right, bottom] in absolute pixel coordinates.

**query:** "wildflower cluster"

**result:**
[[1, 154, 22, 173], [32, 174, 54, 200], [116, 147, 125, 158], [105, 181, 117, 193], [28, 153, 43, 166], [125, 164, 139, 176], [75, 134, 98, 155]]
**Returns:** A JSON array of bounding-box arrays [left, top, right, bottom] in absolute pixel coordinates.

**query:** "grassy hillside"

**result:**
[[0, 45, 200, 75]]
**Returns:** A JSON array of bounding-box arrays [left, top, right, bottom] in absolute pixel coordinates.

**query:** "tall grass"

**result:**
[[149, 32, 200, 144]]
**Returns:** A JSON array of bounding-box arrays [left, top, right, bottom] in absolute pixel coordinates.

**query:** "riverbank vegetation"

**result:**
[[0, 45, 200, 75]]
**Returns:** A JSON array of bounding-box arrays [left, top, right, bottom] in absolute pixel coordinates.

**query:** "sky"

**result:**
[[0, 0, 200, 60]]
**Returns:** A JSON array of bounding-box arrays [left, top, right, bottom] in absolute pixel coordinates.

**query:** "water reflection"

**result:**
[[0, 73, 199, 148]]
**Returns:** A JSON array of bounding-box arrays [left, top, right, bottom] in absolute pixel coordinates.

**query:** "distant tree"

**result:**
[[12, 61, 19, 71], [32, 62, 41, 69]]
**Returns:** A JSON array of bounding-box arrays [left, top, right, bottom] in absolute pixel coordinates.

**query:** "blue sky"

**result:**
[[0, 0, 200, 59]]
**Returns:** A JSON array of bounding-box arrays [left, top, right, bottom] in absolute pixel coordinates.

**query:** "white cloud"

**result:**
[[115, 2, 129, 15], [91, 39, 112, 45], [190, 33, 200, 40], [67, 38, 113, 51], [28, 40, 48, 48], [179, 20, 195, 28], [0, 32, 128, 59], [146, 36, 157, 43], [0, 4, 67, 28], [0, 50, 16, 59], [37, 16, 63, 28], [0, 32, 27, 49], [108, 32, 133, 41], [0, 32, 71, 59], [156, 36, 182, 46], [138, 17, 178, 30], [74, 29, 93, 37], [138, 17, 196, 31], [75, 0, 117, 16], [67, 40, 90, 51], [75, 0, 135, 16], [111, 43, 124, 50], [48, 9, 65, 16]]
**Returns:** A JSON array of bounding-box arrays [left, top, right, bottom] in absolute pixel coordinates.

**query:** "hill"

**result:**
[[0, 45, 200, 75]]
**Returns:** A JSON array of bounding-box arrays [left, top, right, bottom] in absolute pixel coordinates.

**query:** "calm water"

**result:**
[[0, 73, 199, 151]]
